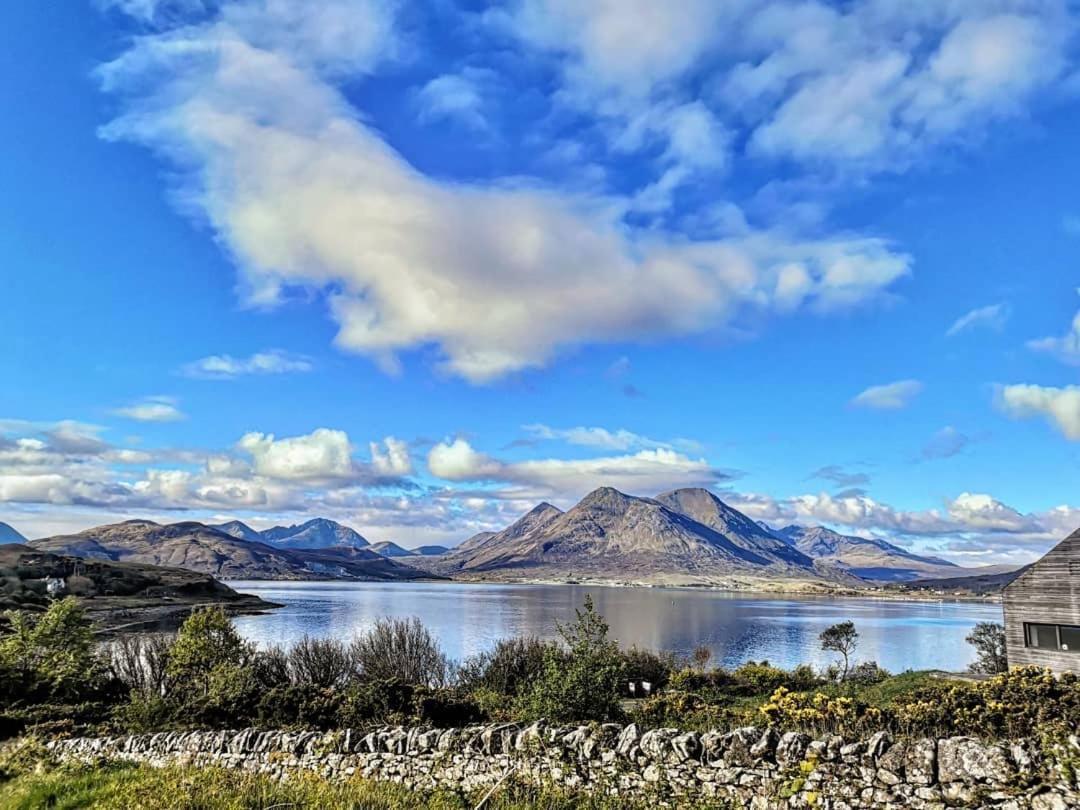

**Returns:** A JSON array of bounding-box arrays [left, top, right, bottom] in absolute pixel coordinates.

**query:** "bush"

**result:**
[[350, 618, 450, 687], [457, 637, 554, 698], [620, 647, 678, 691], [732, 661, 791, 695], [109, 634, 172, 698], [515, 596, 625, 723], [0, 599, 115, 705], [287, 636, 351, 689], [846, 661, 890, 686], [893, 667, 1080, 739], [166, 607, 253, 696]]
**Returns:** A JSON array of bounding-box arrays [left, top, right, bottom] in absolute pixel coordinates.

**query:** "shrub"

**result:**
[[457, 637, 554, 697], [732, 661, 791, 695], [846, 661, 890, 686], [0, 599, 114, 704], [109, 634, 172, 697], [893, 667, 1080, 739], [350, 618, 450, 687], [256, 683, 345, 729], [515, 596, 625, 723], [621, 647, 678, 691], [166, 607, 253, 696], [759, 686, 883, 737], [287, 636, 351, 688]]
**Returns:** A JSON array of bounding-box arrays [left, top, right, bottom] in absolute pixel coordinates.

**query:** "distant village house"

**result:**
[[44, 576, 67, 598], [1003, 529, 1080, 673]]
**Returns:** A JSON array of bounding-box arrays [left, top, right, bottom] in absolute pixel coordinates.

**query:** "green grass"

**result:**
[[0, 762, 736, 810]]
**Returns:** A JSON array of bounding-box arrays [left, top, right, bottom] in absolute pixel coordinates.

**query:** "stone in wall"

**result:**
[[46, 724, 1080, 810]]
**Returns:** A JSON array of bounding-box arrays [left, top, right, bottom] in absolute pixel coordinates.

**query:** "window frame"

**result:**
[[1023, 622, 1080, 652]]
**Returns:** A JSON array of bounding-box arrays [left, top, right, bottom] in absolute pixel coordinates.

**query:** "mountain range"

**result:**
[[28, 520, 432, 582], [769, 524, 961, 582], [437, 487, 970, 586], [214, 518, 370, 550], [4, 487, 1012, 588]]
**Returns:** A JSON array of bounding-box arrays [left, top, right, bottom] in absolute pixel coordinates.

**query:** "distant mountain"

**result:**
[[30, 520, 428, 582], [440, 488, 854, 585], [369, 541, 416, 558], [771, 524, 960, 582], [413, 545, 450, 556], [0, 522, 27, 543], [893, 565, 1028, 595], [212, 520, 263, 542], [260, 518, 370, 550]]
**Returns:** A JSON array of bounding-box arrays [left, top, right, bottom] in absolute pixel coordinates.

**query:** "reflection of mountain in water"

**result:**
[[228, 581, 1002, 673]]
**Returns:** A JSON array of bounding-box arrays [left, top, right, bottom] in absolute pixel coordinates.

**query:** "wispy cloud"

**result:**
[[946, 303, 1009, 337], [808, 465, 870, 488], [181, 349, 313, 379], [1027, 303, 1080, 365], [921, 426, 971, 460], [850, 380, 923, 410], [112, 396, 186, 423], [522, 424, 702, 453]]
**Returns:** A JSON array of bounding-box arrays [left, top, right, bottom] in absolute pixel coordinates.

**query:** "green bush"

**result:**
[[515, 596, 626, 723]]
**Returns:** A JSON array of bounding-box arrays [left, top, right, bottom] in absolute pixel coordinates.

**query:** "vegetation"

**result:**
[[818, 621, 858, 681], [0, 760, 737, 810], [1, 596, 1077, 754], [966, 621, 1008, 674]]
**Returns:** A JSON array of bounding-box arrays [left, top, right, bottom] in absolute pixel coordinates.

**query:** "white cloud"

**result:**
[[997, 383, 1080, 439], [428, 437, 721, 498], [369, 436, 412, 476], [427, 439, 505, 481], [502, 2, 1075, 177], [113, 397, 186, 422], [238, 427, 355, 479], [182, 349, 313, 378], [1027, 305, 1080, 364], [98, 0, 911, 384], [850, 379, 923, 410], [416, 69, 491, 131], [522, 424, 700, 453], [946, 302, 1009, 337]]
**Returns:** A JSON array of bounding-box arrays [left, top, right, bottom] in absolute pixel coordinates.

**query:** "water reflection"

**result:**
[[228, 581, 1002, 673]]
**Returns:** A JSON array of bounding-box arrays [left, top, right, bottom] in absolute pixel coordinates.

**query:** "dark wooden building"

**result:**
[[1002, 529, 1080, 673]]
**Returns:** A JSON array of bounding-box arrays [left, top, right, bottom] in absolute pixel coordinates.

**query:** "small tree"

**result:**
[[820, 621, 858, 682], [516, 595, 626, 722], [966, 621, 1007, 674], [167, 606, 252, 695]]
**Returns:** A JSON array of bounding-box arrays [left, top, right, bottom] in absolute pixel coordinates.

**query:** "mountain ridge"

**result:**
[[30, 520, 429, 582]]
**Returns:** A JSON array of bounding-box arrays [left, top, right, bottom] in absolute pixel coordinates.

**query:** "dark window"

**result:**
[[1061, 625, 1080, 652], [1026, 623, 1058, 650], [1024, 623, 1080, 652]]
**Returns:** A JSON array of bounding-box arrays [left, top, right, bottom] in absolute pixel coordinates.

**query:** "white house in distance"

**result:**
[[1002, 529, 1080, 674]]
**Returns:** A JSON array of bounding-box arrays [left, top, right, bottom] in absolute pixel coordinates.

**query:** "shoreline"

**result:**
[[221, 574, 1002, 604]]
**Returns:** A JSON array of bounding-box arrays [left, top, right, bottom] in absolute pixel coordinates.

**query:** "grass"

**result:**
[[0, 762, 737, 810]]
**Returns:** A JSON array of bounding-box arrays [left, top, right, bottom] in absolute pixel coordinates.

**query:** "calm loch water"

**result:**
[[228, 581, 1002, 673]]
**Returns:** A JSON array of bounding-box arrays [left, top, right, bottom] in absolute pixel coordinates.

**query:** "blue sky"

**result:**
[[3, 0, 1080, 564]]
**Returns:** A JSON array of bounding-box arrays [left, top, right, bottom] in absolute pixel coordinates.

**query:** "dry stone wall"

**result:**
[[47, 723, 1080, 809]]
